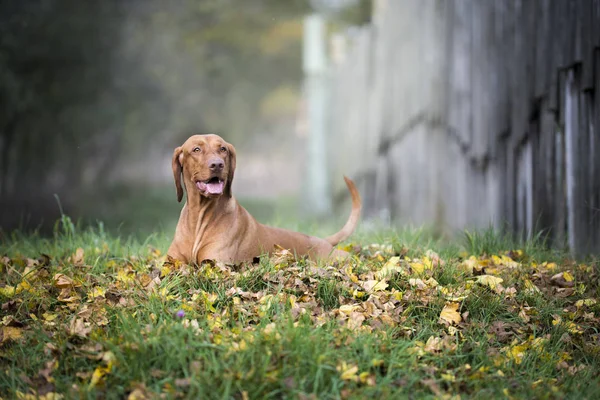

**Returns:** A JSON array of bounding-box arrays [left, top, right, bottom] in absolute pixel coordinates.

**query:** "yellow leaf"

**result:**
[[0, 326, 23, 344], [89, 366, 109, 388], [575, 298, 597, 308], [339, 304, 360, 315], [17, 280, 33, 294], [375, 256, 403, 279], [160, 265, 172, 277], [410, 261, 425, 275], [362, 279, 388, 292], [566, 321, 584, 334], [127, 387, 150, 400], [42, 312, 58, 322], [424, 277, 439, 288], [337, 362, 359, 381], [116, 268, 135, 284], [0, 285, 16, 297], [563, 271, 574, 282], [506, 343, 528, 364], [476, 275, 504, 290], [441, 372, 456, 382], [359, 371, 376, 386], [392, 290, 403, 301], [409, 257, 434, 275], [88, 286, 106, 300], [544, 262, 557, 271], [439, 302, 461, 325]]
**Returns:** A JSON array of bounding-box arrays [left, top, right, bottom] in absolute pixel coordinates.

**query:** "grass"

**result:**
[[1, 216, 599, 399]]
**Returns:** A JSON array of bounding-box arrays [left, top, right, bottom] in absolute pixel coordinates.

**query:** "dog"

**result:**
[[167, 134, 361, 265]]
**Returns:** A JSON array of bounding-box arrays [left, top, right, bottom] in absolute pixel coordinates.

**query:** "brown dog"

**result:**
[[167, 134, 361, 265]]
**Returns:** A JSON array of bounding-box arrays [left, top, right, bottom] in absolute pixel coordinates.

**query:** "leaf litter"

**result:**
[[0, 238, 599, 398]]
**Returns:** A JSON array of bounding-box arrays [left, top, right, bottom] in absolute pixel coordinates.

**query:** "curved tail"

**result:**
[[325, 176, 362, 246]]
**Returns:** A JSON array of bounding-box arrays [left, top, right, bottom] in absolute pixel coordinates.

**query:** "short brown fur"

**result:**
[[168, 134, 361, 264]]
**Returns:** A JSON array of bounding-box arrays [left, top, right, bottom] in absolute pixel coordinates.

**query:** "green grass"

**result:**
[[1, 217, 599, 399]]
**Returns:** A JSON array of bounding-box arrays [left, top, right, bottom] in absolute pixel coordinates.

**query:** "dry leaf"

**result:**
[[362, 279, 388, 292], [0, 326, 23, 345], [476, 275, 504, 290], [71, 248, 85, 266], [550, 272, 575, 288], [424, 336, 443, 353], [439, 302, 461, 326], [68, 318, 91, 338]]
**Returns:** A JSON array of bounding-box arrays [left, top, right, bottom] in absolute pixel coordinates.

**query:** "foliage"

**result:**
[[1, 224, 599, 399]]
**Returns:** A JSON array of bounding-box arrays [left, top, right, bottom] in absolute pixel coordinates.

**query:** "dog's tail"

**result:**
[[325, 176, 362, 246]]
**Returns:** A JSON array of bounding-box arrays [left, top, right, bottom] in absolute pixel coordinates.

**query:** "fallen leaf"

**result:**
[[362, 279, 388, 292], [0, 326, 23, 345], [488, 321, 514, 343], [575, 298, 596, 308], [337, 362, 359, 381], [550, 272, 575, 288], [71, 248, 85, 266], [476, 275, 504, 290], [53, 273, 80, 289], [67, 318, 91, 338], [0, 285, 16, 298], [375, 257, 403, 279], [424, 336, 442, 353], [439, 302, 461, 326]]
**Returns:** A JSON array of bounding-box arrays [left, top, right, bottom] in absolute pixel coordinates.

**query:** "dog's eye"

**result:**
[[193, 147, 201, 153], [220, 146, 227, 153]]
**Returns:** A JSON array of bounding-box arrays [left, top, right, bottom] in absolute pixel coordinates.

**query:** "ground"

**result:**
[[1, 217, 599, 399]]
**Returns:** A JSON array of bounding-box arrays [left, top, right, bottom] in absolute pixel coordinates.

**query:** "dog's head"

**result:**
[[172, 134, 237, 202]]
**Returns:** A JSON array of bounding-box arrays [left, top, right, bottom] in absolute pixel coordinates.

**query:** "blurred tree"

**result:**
[[0, 0, 129, 230], [0, 0, 311, 231]]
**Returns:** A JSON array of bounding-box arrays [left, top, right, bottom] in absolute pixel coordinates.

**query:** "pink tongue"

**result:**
[[196, 181, 207, 191], [206, 180, 224, 194]]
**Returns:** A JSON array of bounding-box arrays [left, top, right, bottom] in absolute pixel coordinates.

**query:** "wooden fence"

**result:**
[[328, 0, 600, 255]]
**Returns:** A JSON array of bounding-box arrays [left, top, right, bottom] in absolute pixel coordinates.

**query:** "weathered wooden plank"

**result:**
[[536, 100, 557, 242], [594, 0, 600, 49], [579, 91, 594, 253], [511, 1, 530, 145], [471, 0, 492, 160], [493, 0, 510, 137], [580, 0, 594, 89], [446, 0, 472, 146], [534, 0, 550, 98], [591, 50, 600, 253], [553, 71, 568, 247], [564, 69, 587, 256]]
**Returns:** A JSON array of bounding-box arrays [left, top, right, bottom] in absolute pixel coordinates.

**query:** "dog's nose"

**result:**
[[208, 158, 224, 171]]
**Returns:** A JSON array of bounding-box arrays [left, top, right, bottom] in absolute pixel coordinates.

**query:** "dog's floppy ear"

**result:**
[[225, 143, 237, 197], [172, 146, 184, 202]]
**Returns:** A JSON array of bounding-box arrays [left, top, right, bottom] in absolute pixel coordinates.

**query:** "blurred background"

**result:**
[[0, 0, 599, 255]]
